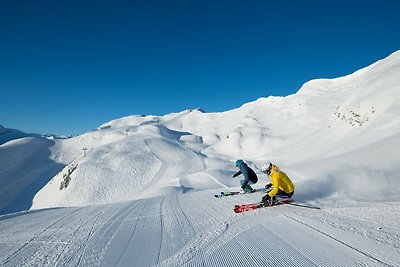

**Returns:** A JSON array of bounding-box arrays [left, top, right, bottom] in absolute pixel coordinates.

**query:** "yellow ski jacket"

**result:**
[[267, 165, 295, 197]]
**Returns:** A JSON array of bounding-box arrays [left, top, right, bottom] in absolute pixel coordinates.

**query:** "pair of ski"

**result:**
[[214, 188, 266, 198], [234, 199, 294, 213], [234, 199, 321, 213], [215, 189, 320, 213]]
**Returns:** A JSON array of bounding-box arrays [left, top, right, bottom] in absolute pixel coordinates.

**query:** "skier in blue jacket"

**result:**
[[232, 159, 258, 193]]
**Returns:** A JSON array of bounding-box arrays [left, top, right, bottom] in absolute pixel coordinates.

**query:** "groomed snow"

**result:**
[[1, 50, 399, 266]]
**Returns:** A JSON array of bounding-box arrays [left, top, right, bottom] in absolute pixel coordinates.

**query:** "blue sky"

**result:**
[[1, 0, 399, 135]]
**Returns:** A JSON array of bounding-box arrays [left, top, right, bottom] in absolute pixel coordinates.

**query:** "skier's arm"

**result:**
[[267, 176, 280, 197], [232, 170, 242, 178]]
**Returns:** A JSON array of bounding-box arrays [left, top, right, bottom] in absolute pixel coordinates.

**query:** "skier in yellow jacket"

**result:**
[[260, 162, 295, 206]]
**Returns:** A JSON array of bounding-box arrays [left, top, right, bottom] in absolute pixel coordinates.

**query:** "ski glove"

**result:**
[[262, 195, 272, 206], [265, 183, 272, 189]]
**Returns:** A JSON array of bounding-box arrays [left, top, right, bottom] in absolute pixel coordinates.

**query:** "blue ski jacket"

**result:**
[[233, 163, 258, 189]]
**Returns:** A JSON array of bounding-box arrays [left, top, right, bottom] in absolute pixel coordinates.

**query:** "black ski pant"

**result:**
[[275, 189, 294, 199]]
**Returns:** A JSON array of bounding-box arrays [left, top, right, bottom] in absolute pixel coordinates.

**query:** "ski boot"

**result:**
[[243, 185, 254, 193]]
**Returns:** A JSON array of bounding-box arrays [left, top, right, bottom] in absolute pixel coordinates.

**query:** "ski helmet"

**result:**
[[235, 159, 244, 167], [261, 162, 272, 173]]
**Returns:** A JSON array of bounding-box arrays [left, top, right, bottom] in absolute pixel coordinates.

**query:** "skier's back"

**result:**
[[232, 159, 258, 192]]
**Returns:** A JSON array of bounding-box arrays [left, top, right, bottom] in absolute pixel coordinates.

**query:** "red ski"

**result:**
[[234, 199, 293, 213]]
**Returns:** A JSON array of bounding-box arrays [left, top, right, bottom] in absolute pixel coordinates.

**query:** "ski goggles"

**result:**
[[262, 165, 272, 175]]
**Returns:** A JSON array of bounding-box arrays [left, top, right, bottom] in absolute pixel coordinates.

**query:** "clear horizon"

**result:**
[[1, 0, 399, 135]]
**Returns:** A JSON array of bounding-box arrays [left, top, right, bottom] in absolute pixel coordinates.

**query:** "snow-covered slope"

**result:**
[[2, 192, 400, 266], [1, 51, 400, 266], [0, 137, 64, 214], [28, 50, 400, 209]]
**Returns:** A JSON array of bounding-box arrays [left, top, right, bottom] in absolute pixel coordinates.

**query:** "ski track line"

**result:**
[[53, 206, 110, 266], [7, 206, 107, 266], [1, 207, 82, 265], [207, 210, 362, 267], [172, 193, 196, 243], [107, 203, 145, 266], [241, 225, 321, 267], [156, 197, 165, 264], [0, 208, 59, 223], [138, 199, 163, 267], [71, 209, 104, 266], [29, 207, 102, 266], [113, 198, 162, 267], [82, 200, 144, 266], [203, 205, 263, 255], [0, 208, 68, 255], [234, 234, 272, 267], [176, 193, 224, 266], [200, 203, 308, 266], [285, 214, 396, 267], [138, 198, 168, 267], [158, 192, 256, 266], [306, 206, 400, 248], [24, 201, 142, 266], [157, 194, 222, 266], [157, 194, 196, 264], [256, 223, 328, 267], [204, 201, 350, 267], [0, 208, 72, 236]]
